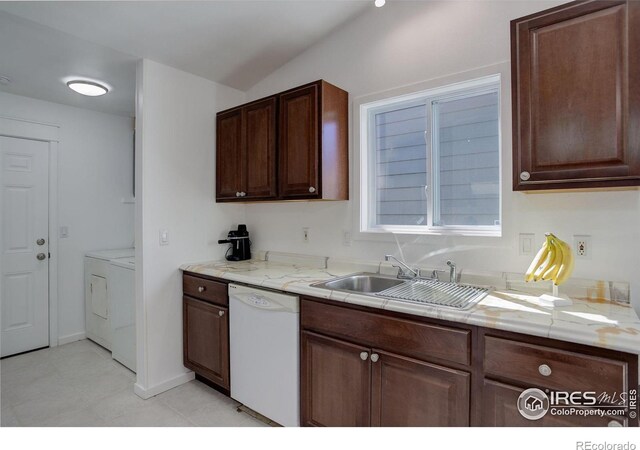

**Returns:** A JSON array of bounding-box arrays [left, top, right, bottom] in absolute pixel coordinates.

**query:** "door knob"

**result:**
[[37, 253, 46, 261], [359, 351, 368, 361], [37, 238, 45, 246], [520, 171, 531, 181], [370, 353, 379, 363], [309, 187, 316, 193]]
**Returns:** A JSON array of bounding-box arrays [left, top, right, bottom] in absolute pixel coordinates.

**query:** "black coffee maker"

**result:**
[[218, 224, 251, 261]]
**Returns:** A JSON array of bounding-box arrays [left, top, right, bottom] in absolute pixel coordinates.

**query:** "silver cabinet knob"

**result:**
[[236, 192, 241, 197], [309, 187, 316, 193], [520, 171, 531, 181], [370, 353, 379, 363], [359, 351, 368, 361], [37, 253, 46, 261], [608, 420, 622, 427], [241, 192, 246, 197], [37, 238, 45, 246], [218, 310, 225, 317], [538, 364, 552, 377], [198, 286, 206, 293]]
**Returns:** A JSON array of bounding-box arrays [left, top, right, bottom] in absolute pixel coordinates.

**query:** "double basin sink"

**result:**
[[311, 272, 489, 310]]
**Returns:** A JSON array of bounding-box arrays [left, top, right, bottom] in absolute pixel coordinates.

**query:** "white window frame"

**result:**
[[358, 73, 502, 238]]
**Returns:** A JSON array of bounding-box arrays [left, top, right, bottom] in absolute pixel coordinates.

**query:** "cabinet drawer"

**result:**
[[301, 298, 470, 366], [484, 336, 627, 395], [183, 273, 228, 306]]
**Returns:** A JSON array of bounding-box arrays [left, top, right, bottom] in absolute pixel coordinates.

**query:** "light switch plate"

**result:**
[[519, 233, 535, 256], [59, 226, 69, 239], [159, 229, 169, 246]]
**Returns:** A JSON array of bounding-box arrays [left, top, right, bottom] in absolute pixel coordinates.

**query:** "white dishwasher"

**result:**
[[229, 283, 300, 427]]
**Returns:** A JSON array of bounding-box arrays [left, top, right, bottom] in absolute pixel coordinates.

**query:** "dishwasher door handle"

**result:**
[[231, 293, 293, 312]]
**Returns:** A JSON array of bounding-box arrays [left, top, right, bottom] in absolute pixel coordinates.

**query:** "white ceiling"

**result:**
[[0, 12, 138, 116], [0, 1, 370, 116]]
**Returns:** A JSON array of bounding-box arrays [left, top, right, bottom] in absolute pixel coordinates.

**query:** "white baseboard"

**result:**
[[133, 371, 195, 399], [57, 332, 86, 346]]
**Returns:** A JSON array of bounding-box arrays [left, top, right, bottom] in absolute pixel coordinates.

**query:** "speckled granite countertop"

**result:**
[[180, 252, 640, 355]]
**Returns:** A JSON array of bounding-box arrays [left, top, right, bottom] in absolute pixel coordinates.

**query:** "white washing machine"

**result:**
[[108, 256, 136, 372], [84, 248, 134, 350]]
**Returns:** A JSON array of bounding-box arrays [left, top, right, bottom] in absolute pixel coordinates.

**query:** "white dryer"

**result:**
[[84, 248, 134, 350]]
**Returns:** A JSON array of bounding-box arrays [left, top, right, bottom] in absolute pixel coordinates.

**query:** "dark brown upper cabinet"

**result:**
[[511, 0, 640, 191], [215, 80, 348, 202], [216, 97, 277, 201], [279, 81, 348, 200]]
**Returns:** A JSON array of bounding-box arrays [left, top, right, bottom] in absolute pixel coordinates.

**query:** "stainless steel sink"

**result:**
[[311, 272, 489, 310], [311, 273, 404, 293]]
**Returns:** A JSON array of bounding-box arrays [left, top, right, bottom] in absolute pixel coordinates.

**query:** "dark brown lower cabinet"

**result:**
[[183, 296, 229, 390], [481, 379, 626, 427], [371, 350, 470, 427], [301, 331, 371, 427], [301, 330, 470, 427], [301, 297, 638, 427]]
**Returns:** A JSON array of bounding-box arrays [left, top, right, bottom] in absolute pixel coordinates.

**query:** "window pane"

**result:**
[[374, 104, 427, 226], [435, 92, 499, 226]]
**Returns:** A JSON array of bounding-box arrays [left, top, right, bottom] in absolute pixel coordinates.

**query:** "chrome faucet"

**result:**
[[384, 255, 420, 280], [446, 260, 457, 283]]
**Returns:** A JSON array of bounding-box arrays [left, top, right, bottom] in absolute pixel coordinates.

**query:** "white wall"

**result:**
[[244, 1, 640, 311], [135, 59, 245, 395], [0, 91, 135, 342]]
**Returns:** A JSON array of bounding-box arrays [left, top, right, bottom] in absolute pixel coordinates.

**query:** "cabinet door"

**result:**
[[279, 84, 320, 199], [371, 350, 470, 427], [512, 0, 640, 190], [244, 97, 277, 199], [216, 107, 244, 200], [183, 296, 229, 389], [301, 331, 371, 427], [481, 379, 625, 427]]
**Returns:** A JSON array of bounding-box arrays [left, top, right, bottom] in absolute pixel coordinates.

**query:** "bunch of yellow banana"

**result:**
[[525, 233, 575, 286]]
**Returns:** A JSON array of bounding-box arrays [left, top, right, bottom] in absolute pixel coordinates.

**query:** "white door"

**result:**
[[1, 136, 49, 357]]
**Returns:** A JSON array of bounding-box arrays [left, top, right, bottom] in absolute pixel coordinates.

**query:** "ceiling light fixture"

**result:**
[[66, 80, 109, 96], [374, 0, 386, 7]]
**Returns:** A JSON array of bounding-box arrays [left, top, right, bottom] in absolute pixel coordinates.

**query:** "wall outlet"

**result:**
[[518, 233, 535, 256], [573, 235, 591, 259], [59, 226, 69, 239], [302, 227, 310, 243], [343, 231, 352, 247]]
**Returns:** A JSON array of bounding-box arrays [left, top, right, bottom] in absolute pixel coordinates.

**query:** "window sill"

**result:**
[[358, 227, 502, 239]]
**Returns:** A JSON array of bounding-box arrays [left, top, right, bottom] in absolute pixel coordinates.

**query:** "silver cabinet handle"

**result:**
[[538, 364, 552, 377], [37, 238, 45, 246], [608, 420, 622, 427], [37, 253, 46, 261], [218, 310, 225, 317], [309, 187, 316, 193], [370, 353, 379, 363], [198, 286, 206, 293], [359, 351, 368, 361], [520, 171, 531, 181]]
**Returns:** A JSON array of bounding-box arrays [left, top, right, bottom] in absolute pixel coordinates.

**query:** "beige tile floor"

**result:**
[[0, 339, 268, 427]]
